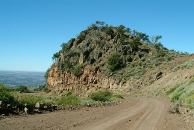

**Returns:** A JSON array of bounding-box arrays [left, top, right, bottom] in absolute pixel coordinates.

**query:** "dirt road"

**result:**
[[0, 97, 190, 130]]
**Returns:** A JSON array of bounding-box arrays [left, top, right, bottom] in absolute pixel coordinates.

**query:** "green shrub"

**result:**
[[90, 91, 113, 102], [15, 86, 30, 93], [129, 39, 142, 51], [57, 94, 81, 106], [61, 60, 72, 71], [52, 52, 60, 60], [72, 65, 83, 77], [18, 95, 42, 106], [0, 83, 11, 92], [61, 43, 70, 52], [0, 90, 18, 115], [108, 53, 124, 71], [0, 91, 16, 104], [16, 95, 43, 111], [168, 80, 194, 109], [0, 83, 17, 105]]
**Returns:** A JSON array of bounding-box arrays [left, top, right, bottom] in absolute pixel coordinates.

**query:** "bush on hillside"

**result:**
[[61, 43, 70, 52], [0, 91, 16, 105], [0, 83, 11, 92], [0, 91, 18, 115], [72, 65, 83, 77], [16, 95, 43, 112], [52, 52, 60, 60], [168, 79, 194, 109], [108, 53, 124, 71], [15, 86, 30, 93], [57, 94, 81, 106], [90, 91, 113, 102]]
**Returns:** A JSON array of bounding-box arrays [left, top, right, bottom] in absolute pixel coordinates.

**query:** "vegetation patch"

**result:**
[[90, 90, 123, 102], [47, 21, 185, 85], [71, 65, 83, 77], [0, 84, 123, 115], [168, 79, 194, 109], [108, 53, 124, 72], [0, 83, 12, 92], [56, 93, 81, 106], [61, 60, 73, 72], [90, 91, 112, 102], [173, 59, 194, 71], [15, 94, 43, 112], [0, 90, 16, 105], [15, 86, 31, 93]]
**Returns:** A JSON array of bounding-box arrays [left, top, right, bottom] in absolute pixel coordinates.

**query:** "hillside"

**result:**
[[46, 21, 188, 94], [1, 22, 194, 130]]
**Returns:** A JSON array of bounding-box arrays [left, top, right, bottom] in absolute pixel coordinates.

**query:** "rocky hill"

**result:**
[[46, 21, 187, 95]]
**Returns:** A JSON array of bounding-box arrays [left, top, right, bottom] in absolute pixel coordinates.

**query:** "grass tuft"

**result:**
[[56, 94, 81, 106], [168, 78, 194, 109]]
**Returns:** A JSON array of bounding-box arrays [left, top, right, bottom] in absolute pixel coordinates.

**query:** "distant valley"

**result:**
[[0, 71, 45, 87]]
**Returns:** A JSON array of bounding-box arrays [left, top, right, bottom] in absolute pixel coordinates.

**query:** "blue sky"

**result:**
[[0, 0, 194, 72]]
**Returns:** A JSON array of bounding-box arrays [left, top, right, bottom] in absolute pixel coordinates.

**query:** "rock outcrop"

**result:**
[[47, 65, 129, 94], [46, 21, 186, 94]]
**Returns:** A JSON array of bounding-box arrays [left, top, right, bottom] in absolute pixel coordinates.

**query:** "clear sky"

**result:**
[[0, 0, 194, 72]]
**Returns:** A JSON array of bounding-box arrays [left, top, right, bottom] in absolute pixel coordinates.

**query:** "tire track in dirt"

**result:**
[[83, 99, 148, 130], [81, 99, 166, 130]]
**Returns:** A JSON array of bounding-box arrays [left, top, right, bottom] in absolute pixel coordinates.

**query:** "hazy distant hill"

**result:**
[[0, 71, 45, 87]]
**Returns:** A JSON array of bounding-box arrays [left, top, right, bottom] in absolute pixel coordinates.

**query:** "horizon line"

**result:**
[[0, 70, 45, 73]]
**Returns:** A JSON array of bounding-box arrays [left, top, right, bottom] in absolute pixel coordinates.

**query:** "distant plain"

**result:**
[[0, 71, 45, 87]]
